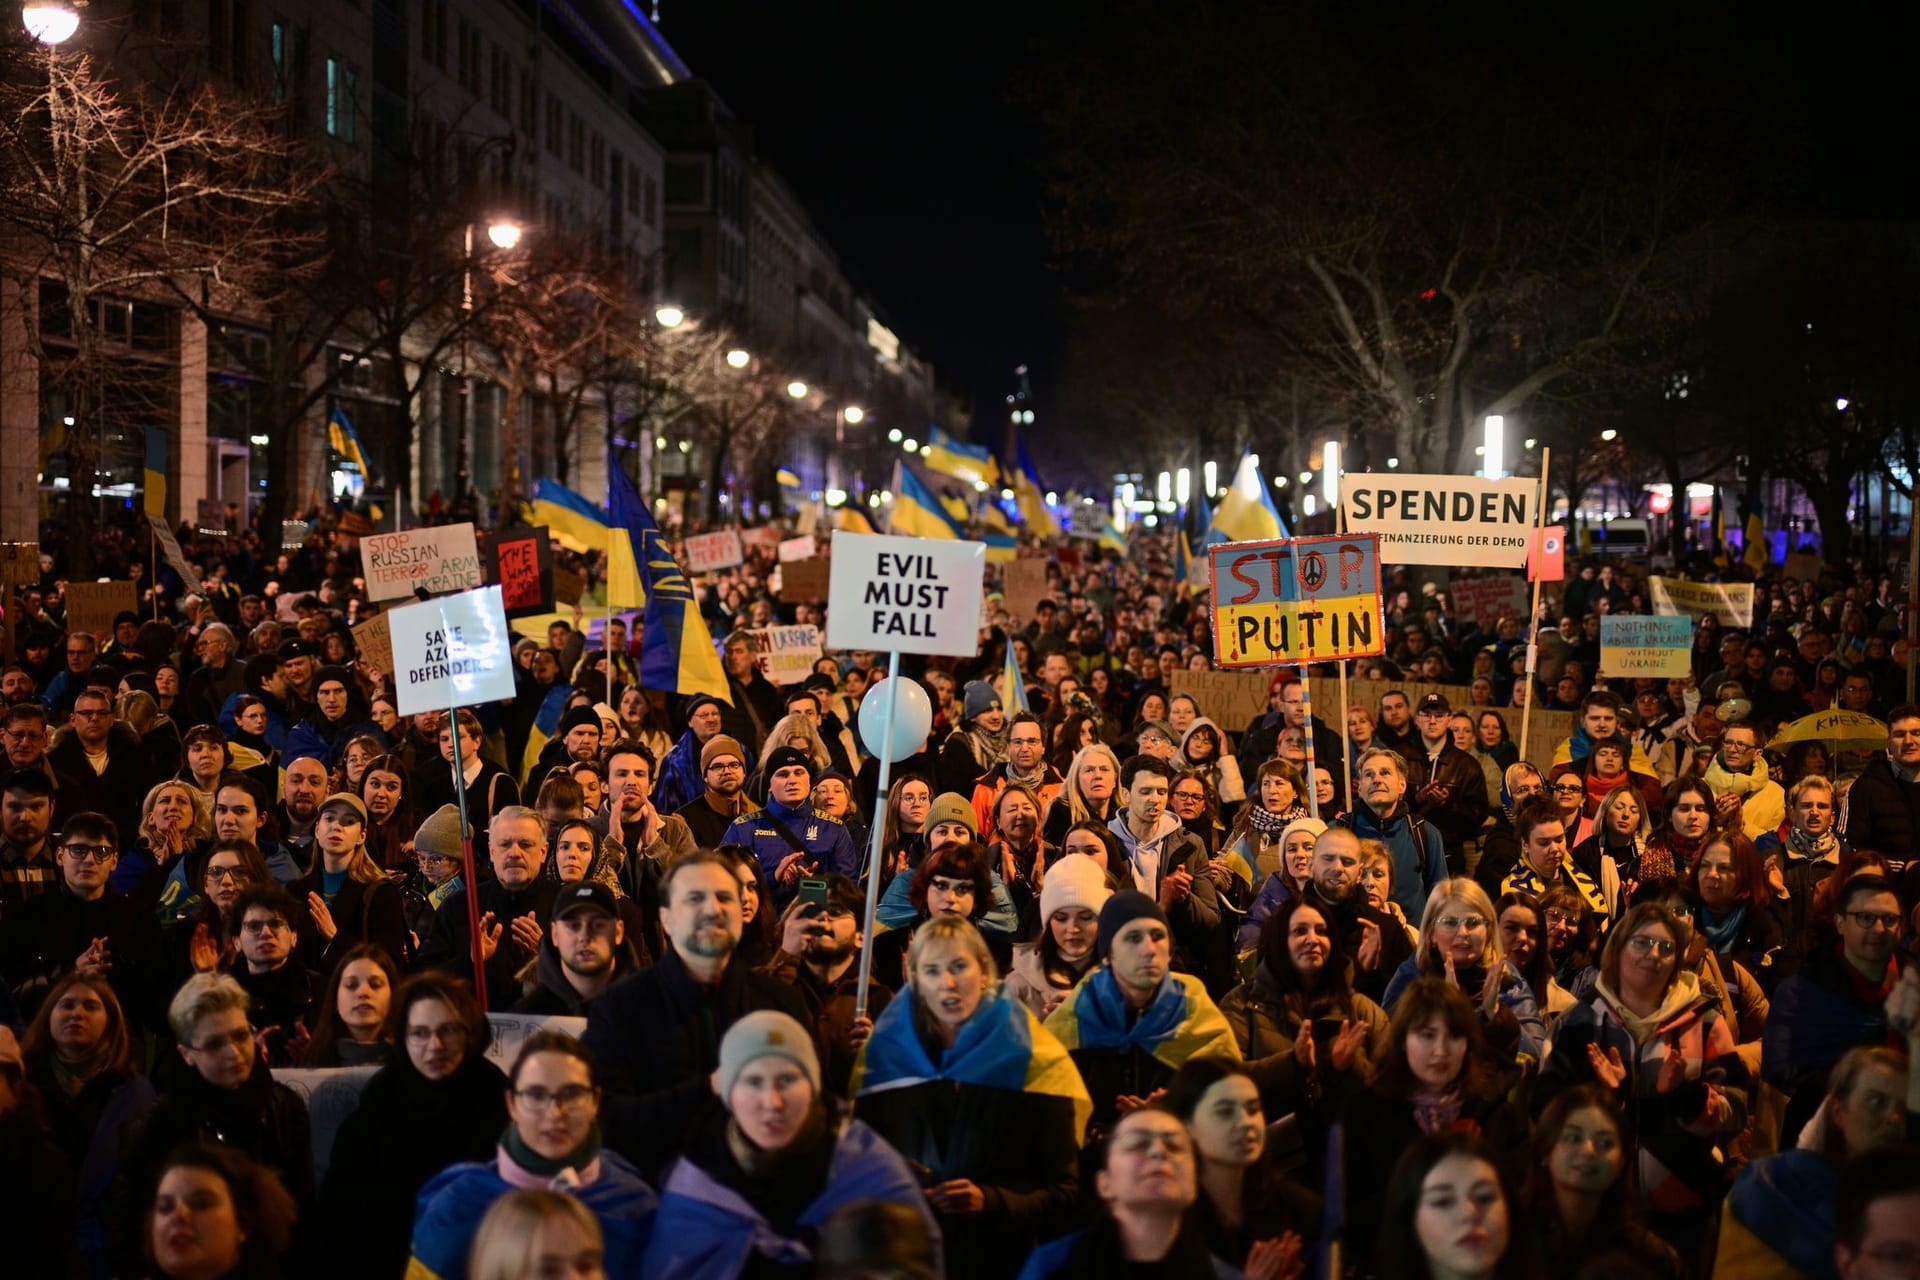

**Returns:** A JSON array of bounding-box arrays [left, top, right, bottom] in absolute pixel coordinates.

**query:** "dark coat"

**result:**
[[47, 723, 159, 848], [0, 1108, 79, 1280], [417, 878, 558, 1011], [1839, 754, 1920, 864], [1403, 740, 1492, 868], [582, 945, 810, 1178], [413, 760, 519, 848], [286, 863, 409, 974], [2, 887, 167, 1031]]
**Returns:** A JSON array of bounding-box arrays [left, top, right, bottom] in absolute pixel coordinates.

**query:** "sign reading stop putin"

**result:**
[[1209, 533, 1386, 668]]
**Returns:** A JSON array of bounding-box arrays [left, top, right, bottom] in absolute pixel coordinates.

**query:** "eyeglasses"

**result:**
[[205, 866, 250, 883], [189, 1027, 254, 1054], [1551, 783, 1585, 796], [512, 1084, 596, 1112], [1544, 909, 1575, 926], [1437, 915, 1486, 933], [405, 1022, 468, 1045], [240, 918, 290, 935], [704, 760, 743, 774], [60, 843, 115, 861], [1625, 935, 1677, 957], [1845, 910, 1902, 932]]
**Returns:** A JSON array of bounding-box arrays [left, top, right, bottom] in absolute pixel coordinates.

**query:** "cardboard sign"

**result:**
[[196, 499, 228, 531], [1600, 614, 1695, 678], [147, 514, 204, 592], [1649, 576, 1754, 629], [484, 526, 555, 616], [748, 624, 824, 685], [552, 566, 585, 606], [1002, 557, 1050, 624], [388, 585, 518, 716], [1169, 669, 1275, 731], [1342, 475, 1537, 568], [1, 543, 39, 662], [65, 581, 138, 640], [351, 611, 394, 677], [361, 523, 483, 602], [1449, 574, 1529, 624], [778, 556, 831, 603], [1346, 677, 1572, 775], [826, 532, 987, 657], [483, 1012, 587, 1072], [684, 529, 745, 574], [1210, 534, 1386, 667], [281, 520, 310, 550], [778, 535, 815, 563], [1784, 552, 1826, 583]]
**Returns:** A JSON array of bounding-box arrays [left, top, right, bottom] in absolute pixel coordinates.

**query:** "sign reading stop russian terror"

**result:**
[[1210, 533, 1386, 667], [1600, 615, 1695, 678], [390, 585, 518, 717], [1341, 474, 1537, 568], [826, 532, 986, 657], [361, 523, 483, 602]]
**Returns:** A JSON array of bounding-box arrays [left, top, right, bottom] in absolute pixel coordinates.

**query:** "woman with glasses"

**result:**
[[1539, 886, 1602, 1002], [1646, 888, 1770, 1084], [1383, 878, 1547, 1063], [320, 974, 508, 1277], [878, 774, 935, 882], [1536, 902, 1749, 1252], [1545, 772, 1594, 848], [162, 838, 270, 988], [124, 974, 314, 1224], [410, 1031, 655, 1280]]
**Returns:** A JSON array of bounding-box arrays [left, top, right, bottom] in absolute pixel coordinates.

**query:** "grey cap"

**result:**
[[413, 804, 465, 860], [714, 1010, 821, 1099]]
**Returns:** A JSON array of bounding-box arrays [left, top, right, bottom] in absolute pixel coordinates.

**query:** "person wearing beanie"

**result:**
[[854, 916, 1087, 1277], [531, 705, 605, 779], [644, 1010, 936, 1280], [402, 803, 468, 955], [288, 789, 407, 973], [934, 679, 1008, 798], [921, 791, 979, 851], [652, 694, 753, 817], [1005, 849, 1115, 1019], [722, 745, 857, 908], [669, 731, 759, 849], [281, 663, 380, 770], [1044, 889, 1240, 1130]]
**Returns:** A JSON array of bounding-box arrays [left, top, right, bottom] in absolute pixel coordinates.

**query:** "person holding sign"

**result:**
[[723, 747, 859, 907]]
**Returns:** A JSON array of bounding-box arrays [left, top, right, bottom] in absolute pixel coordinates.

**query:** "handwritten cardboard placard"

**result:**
[[1002, 557, 1050, 624], [1346, 677, 1571, 776], [778, 535, 815, 563], [66, 581, 137, 641], [1169, 669, 1276, 732], [747, 624, 824, 685], [1784, 552, 1826, 583], [1449, 574, 1528, 624], [351, 611, 394, 677], [1600, 614, 1694, 678], [777, 556, 831, 603], [684, 529, 745, 574], [1648, 576, 1754, 629], [361, 523, 483, 602], [1210, 534, 1385, 667], [484, 526, 555, 616]]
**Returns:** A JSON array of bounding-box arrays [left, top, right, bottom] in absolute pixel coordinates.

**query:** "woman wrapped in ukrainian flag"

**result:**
[[853, 915, 1090, 1279]]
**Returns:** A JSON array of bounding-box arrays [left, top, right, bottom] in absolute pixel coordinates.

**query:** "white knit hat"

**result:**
[[1040, 853, 1113, 921]]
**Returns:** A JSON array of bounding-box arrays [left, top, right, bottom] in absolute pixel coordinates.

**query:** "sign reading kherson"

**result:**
[[1210, 533, 1386, 667], [1341, 474, 1537, 568], [361, 523, 483, 602], [1648, 577, 1755, 629], [389, 585, 518, 716], [826, 532, 986, 657], [1600, 614, 1695, 678]]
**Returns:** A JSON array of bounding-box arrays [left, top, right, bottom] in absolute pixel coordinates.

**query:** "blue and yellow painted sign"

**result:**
[[1209, 533, 1386, 668]]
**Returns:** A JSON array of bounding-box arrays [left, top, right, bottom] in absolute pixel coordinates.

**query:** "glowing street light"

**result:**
[[1836, 397, 1850, 411], [1599, 429, 1617, 442], [902, 438, 919, 453], [486, 220, 523, 250], [1202, 460, 1217, 496], [22, 1, 79, 44], [786, 380, 809, 399], [725, 348, 751, 369], [1483, 415, 1505, 480], [1176, 467, 1191, 505], [843, 405, 864, 424], [888, 428, 902, 443]]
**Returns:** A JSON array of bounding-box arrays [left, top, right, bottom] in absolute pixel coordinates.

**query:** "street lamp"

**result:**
[[1599, 429, 1617, 442], [888, 428, 902, 443], [842, 405, 864, 424], [1323, 441, 1340, 504], [654, 303, 685, 329], [456, 216, 526, 496], [786, 380, 809, 399], [725, 348, 750, 369], [1484, 415, 1505, 479], [22, 1, 79, 43], [486, 220, 522, 250]]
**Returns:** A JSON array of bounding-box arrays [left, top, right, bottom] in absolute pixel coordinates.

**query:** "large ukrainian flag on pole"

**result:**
[[920, 426, 1000, 487], [609, 462, 731, 703], [1013, 437, 1059, 539], [143, 427, 168, 519], [887, 463, 963, 540], [1206, 453, 1289, 546], [529, 478, 610, 554]]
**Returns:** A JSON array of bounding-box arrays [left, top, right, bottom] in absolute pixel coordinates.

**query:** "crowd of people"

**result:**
[[0, 519, 1918, 1280]]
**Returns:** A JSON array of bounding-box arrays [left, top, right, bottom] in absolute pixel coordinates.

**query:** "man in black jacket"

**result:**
[[583, 847, 808, 1176], [1403, 693, 1491, 874], [46, 689, 156, 847], [1299, 826, 1413, 1003], [418, 805, 557, 1009], [514, 881, 636, 1016], [1839, 706, 1920, 874]]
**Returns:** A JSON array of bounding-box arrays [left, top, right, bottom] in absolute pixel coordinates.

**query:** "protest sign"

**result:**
[[826, 532, 986, 657], [778, 535, 815, 562], [66, 580, 137, 640], [1347, 677, 1571, 775], [1649, 576, 1754, 628], [748, 624, 824, 685], [1209, 533, 1386, 667], [483, 526, 555, 616], [1600, 615, 1695, 678], [361, 523, 483, 602], [684, 528, 745, 574], [552, 565, 585, 606], [351, 611, 394, 677], [741, 524, 785, 555], [196, 499, 228, 531], [1170, 669, 1275, 731], [1002, 557, 1050, 623], [388, 585, 517, 716], [1449, 574, 1529, 623], [1784, 552, 1825, 583], [483, 1012, 587, 1072], [1341, 474, 1537, 568], [272, 1066, 378, 1180], [281, 520, 310, 549], [146, 514, 203, 591], [777, 556, 831, 603]]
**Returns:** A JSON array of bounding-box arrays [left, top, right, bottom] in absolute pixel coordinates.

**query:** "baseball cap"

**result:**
[[554, 881, 619, 922]]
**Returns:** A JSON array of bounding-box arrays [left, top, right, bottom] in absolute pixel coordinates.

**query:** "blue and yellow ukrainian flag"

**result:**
[[143, 427, 168, 519], [519, 683, 571, 779], [1044, 968, 1240, 1071], [530, 478, 610, 554], [920, 426, 1000, 486], [1013, 437, 1059, 539], [609, 463, 731, 703], [1174, 527, 1193, 593], [327, 408, 372, 478], [887, 464, 962, 540], [1207, 453, 1288, 545], [776, 466, 802, 489], [854, 990, 1091, 1142], [980, 502, 1012, 535], [1098, 520, 1127, 555], [1003, 639, 1030, 713], [982, 532, 1017, 563], [835, 505, 876, 534]]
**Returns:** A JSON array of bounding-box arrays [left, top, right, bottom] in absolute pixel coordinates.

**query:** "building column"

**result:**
[[173, 311, 208, 522], [0, 278, 40, 542]]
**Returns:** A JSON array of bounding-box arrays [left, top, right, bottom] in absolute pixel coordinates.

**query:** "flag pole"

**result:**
[[1298, 665, 1320, 822], [854, 651, 903, 1022], [1335, 467, 1351, 814], [1519, 448, 1554, 762], [442, 683, 489, 1010]]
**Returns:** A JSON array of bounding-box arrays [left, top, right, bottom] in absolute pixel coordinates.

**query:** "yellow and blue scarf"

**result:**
[[1044, 968, 1241, 1071]]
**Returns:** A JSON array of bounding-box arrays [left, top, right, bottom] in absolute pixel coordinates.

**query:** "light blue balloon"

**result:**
[[858, 675, 932, 761]]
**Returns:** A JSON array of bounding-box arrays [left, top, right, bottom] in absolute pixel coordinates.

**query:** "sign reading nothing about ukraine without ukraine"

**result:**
[[1600, 615, 1695, 678], [1341, 474, 1537, 568], [1210, 533, 1386, 667]]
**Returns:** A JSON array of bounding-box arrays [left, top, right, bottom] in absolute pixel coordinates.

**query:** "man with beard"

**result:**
[[0, 769, 58, 911], [583, 848, 808, 1176], [514, 881, 635, 1016], [276, 756, 329, 874], [968, 711, 1063, 836], [1299, 826, 1413, 1003], [531, 706, 602, 781], [934, 680, 1007, 798], [592, 742, 692, 959], [282, 666, 379, 770], [417, 805, 558, 1009], [1, 665, 36, 707], [276, 639, 318, 720], [182, 623, 246, 730], [674, 733, 758, 848], [762, 872, 886, 1094]]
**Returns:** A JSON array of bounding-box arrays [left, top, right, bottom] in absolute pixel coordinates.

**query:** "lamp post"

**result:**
[[454, 217, 522, 502], [828, 403, 863, 496], [1484, 415, 1505, 480]]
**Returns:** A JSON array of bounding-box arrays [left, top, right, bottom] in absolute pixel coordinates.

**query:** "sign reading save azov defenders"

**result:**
[[1209, 533, 1386, 668], [1341, 474, 1537, 569], [389, 585, 518, 716]]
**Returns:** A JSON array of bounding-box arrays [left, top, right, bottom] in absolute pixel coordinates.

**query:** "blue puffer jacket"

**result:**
[[408, 1147, 656, 1280], [1336, 803, 1447, 922]]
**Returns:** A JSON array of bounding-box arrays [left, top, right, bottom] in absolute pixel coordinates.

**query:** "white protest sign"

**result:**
[[684, 528, 745, 574], [826, 532, 986, 657], [1342, 474, 1537, 568], [748, 624, 823, 685], [146, 514, 204, 591], [389, 585, 518, 716], [361, 523, 483, 602], [484, 1012, 587, 1071], [1649, 576, 1755, 629], [778, 535, 815, 562]]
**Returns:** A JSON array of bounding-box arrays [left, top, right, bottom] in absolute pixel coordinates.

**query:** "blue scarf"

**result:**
[[1699, 904, 1748, 954]]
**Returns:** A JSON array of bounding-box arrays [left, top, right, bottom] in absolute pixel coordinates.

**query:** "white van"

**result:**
[[1592, 518, 1651, 558]]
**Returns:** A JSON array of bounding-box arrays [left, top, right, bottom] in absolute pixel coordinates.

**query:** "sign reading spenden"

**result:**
[[826, 532, 985, 657]]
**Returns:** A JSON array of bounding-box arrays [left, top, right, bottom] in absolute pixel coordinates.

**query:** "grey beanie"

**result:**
[[714, 1010, 821, 1099], [413, 804, 465, 860]]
